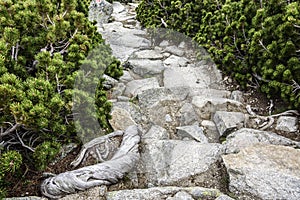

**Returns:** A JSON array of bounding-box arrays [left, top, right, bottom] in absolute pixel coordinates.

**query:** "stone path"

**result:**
[[7, 1, 300, 200]]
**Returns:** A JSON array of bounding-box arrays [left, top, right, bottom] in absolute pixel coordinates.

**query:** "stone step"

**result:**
[[106, 186, 234, 200], [222, 144, 300, 200], [137, 140, 225, 189]]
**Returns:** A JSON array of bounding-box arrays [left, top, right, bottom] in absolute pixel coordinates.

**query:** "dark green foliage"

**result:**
[[0, 150, 22, 197], [136, 0, 300, 109], [0, 0, 122, 196], [33, 141, 61, 170]]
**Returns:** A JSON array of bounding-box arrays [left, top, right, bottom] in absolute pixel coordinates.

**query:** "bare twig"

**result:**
[[258, 39, 270, 53], [16, 131, 35, 152], [47, 14, 54, 25], [1, 123, 20, 137], [293, 24, 300, 29]]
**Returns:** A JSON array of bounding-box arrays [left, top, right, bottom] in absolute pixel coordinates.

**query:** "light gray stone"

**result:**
[[188, 88, 231, 99], [222, 144, 300, 200], [166, 191, 193, 200], [58, 186, 102, 200], [112, 82, 126, 98], [165, 114, 172, 122], [138, 140, 224, 186], [164, 45, 185, 57], [145, 99, 182, 128], [215, 195, 235, 200], [201, 120, 219, 143], [112, 2, 125, 13], [132, 49, 164, 59], [103, 74, 118, 89], [213, 111, 245, 137], [110, 102, 142, 127], [143, 125, 170, 140], [116, 96, 130, 102], [176, 125, 208, 143], [163, 55, 189, 67], [163, 66, 222, 89], [109, 107, 136, 131], [159, 40, 170, 47], [178, 41, 186, 49], [137, 87, 189, 108], [119, 70, 134, 83], [224, 128, 300, 154], [128, 59, 165, 77], [124, 77, 160, 97], [230, 90, 244, 102], [275, 116, 298, 132], [109, 44, 137, 62], [192, 96, 244, 120], [176, 103, 198, 126], [110, 34, 150, 48], [106, 186, 227, 200]]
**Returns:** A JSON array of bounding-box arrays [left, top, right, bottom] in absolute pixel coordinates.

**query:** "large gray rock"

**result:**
[[112, 1, 125, 13], [176, 125, 208, 143], [163, 67, 207, 89], [124, 77, 160, 97], [213, 111, 245, 137], [106, 186, 231, 200], [119, 71, 134, 83], [224, 128, 300, 154], [164, 45, 185, 57], [131, 49, 164, 60], [128, 59, 165, 77], [176, 103, 199, 126], [138, 140, 224, 187], [137, 87, 189, 108], [222, 144, 300, 200], [275, 116, 299, 132], [145, 99, 183, 129], [143, 125, 170, 140], [192, 96, 244, 120], [109, 102, 142, 131], [109, 107, 136, 131], [163, 55, 189, 67]]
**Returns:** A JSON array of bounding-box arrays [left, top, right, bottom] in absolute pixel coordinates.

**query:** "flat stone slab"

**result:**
[[176, 125, 208, 143], [222, 144, 300, 200], [128, 59, 165, 77], [124, 77, 160, 97], [224, 128, 300, 154], [131, 49, 164, 60], [142, 125, 170, 140], [163, 66, 222, 89], [138, 140, 224, 187], [106, 186, 233, 200], [137, 87, 189, 108]]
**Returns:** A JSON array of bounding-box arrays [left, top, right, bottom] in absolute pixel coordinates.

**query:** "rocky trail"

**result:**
[[7, 1, 300, 200]]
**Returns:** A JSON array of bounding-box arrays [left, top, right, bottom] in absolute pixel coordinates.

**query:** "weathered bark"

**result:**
[[41, 125, 140, 199]]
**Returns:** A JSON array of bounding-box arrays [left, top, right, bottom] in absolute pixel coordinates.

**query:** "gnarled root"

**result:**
[[41, 125, 140, 199]]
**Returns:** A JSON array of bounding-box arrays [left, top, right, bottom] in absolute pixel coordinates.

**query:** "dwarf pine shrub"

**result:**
[[137, 0, 300, 108]]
